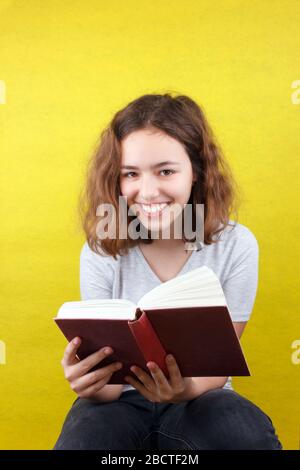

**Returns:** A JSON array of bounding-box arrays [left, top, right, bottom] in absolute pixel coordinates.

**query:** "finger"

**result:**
[[124, 375, 155, 402], [62, 337, 81, 367], [130, 366, 154, 391], [165, 355, 184, 387], [146, 362, 172, 391], [77, 372, 114, 398], [72, 362, 123, 393], [77, 346, 114, 376]]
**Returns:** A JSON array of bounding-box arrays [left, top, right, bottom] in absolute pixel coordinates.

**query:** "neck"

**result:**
[[146, 238, 188, 251]]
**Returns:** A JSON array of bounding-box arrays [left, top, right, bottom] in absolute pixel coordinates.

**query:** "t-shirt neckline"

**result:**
[[134, 243, 197, 284]]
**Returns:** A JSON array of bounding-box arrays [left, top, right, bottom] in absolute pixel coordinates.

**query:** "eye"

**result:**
[[160, 169, 175, 176], [121, 169, 175, 178], [122, 171, 137, 178]]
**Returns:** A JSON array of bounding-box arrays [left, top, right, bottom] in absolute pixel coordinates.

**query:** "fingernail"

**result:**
[[167, 355, 173, 362], [104, 348, 112, 355], [73, 338, 80, 346]]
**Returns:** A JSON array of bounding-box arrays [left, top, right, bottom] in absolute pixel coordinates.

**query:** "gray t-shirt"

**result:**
[[79, 220, 259, 393]]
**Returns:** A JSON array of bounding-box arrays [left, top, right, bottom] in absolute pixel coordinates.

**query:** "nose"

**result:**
[[139, 174, 160, 201]]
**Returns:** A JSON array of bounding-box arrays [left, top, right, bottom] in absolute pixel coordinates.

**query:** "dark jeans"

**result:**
[[53, 388, 283, 450]]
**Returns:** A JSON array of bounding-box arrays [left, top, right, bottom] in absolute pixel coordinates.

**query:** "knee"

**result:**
[[53, 398, 124, 450], [53, 397, 149, 450], [187, 389, 282, 450]]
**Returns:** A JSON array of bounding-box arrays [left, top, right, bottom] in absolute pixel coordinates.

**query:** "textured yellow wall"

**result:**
[[0, 0, 299, 450]]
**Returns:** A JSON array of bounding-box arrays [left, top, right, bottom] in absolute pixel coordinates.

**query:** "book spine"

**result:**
[[128, 309, 169, 378]]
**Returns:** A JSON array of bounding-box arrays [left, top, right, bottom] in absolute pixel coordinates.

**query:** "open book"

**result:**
[[54, 266, 250, 383]]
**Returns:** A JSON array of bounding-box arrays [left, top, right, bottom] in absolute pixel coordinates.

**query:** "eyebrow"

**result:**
[[121, 160, 180, 170]]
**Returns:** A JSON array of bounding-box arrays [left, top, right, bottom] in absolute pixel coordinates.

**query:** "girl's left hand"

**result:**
[[124, 354, 190, 403]]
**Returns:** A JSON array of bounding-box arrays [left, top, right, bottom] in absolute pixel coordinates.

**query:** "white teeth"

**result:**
[[141, 203, 168, 214]]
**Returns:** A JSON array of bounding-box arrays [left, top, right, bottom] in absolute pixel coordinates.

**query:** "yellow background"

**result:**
[[0, 0, 299, 450]]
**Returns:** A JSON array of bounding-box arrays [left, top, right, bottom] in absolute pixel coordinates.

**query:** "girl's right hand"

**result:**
[[61, 337, 123, 399]]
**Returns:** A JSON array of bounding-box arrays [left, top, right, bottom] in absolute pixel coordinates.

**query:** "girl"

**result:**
[[53, 93, 282, 450]]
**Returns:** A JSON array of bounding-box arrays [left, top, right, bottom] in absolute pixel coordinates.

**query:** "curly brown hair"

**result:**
[[77, 93, 241, 258]]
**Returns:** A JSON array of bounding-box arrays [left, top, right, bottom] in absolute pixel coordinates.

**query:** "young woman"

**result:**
[[53, 93, 282, 450]]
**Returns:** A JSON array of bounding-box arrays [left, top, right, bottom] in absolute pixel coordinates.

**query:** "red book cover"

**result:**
[[54, 305, 250, 384]]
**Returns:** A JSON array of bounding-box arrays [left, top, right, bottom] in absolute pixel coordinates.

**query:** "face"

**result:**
[[119, 128, 196, 237]]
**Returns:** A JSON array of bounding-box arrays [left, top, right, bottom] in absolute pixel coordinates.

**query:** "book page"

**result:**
[[55, 299, 137, 320], [137, 266, 228, 309]]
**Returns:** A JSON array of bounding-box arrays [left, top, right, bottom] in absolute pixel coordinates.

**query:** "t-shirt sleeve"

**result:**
[[79, 242, 113, 301], [222, 229, 259, 322]]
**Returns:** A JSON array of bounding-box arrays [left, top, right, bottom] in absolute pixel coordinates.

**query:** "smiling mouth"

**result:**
[[135, 202, 171, 217]]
